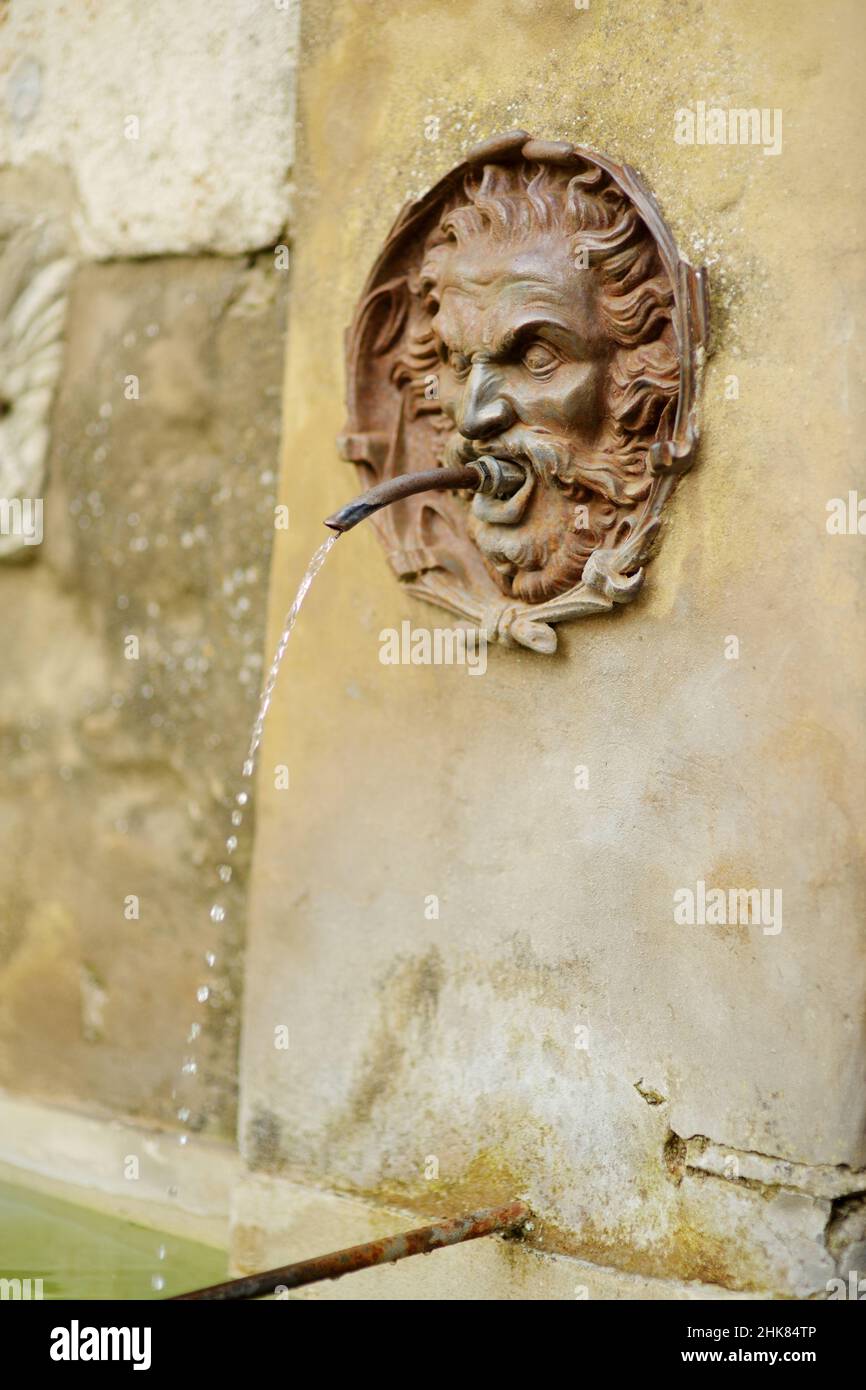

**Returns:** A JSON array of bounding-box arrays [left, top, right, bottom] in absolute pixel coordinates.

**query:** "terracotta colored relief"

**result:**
[[338, 131, 708, 653]]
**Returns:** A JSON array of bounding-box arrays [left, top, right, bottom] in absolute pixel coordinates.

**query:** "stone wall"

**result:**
[[0, 0, 297, 1143], [0, 0, 863, 1299], [236, 0, 866, 1295]]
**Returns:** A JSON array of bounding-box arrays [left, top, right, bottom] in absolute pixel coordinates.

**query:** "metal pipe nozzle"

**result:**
[[470, 454, 527, 499], [324, 456, 526, 533]]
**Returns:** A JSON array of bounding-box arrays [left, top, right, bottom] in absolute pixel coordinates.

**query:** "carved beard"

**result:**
[[441, 429, 627, 604], [470, 498, 594, 603]]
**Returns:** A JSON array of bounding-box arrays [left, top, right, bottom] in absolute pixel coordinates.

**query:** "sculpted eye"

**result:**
[[447, 349, 471, 379], [521, 342, 559, 376]]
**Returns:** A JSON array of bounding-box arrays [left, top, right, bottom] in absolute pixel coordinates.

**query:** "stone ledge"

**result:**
[[230, 1172, 774, 1301], [0, 1090, 238, 1249]]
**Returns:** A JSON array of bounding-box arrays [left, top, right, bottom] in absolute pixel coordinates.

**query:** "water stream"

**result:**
[[159, 532, 339, 1291]]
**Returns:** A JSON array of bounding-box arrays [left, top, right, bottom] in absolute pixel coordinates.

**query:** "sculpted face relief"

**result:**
[[338, 132, 708, 653], [433, 236, 612, 603]]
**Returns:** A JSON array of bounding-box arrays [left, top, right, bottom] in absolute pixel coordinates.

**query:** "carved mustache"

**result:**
[[441, 428, 646, 505]]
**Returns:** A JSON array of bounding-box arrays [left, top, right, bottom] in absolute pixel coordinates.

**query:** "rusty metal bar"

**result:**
[[169, 1200, 530, 1300]]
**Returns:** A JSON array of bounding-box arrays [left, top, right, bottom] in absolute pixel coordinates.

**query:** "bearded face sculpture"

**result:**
[[338, 132, 708, 653]]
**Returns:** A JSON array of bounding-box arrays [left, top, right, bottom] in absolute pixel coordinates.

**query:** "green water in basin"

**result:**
[[0, 1178, 226, 1299]]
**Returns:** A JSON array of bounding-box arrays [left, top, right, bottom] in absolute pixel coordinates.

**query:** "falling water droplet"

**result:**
[[152, 1274, 166, 1291], [165, 535, 338, 1260], [157, 1244, 166, 1261]]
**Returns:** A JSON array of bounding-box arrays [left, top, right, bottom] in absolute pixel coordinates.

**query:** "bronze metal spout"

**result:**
[[324, 456, 525, 533]]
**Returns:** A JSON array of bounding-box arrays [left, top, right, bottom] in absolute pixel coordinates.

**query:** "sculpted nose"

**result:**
[[457, 363, 515, 441]]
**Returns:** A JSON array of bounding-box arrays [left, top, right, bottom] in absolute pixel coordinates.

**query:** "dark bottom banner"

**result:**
[[5, 1294, 861, 1374]]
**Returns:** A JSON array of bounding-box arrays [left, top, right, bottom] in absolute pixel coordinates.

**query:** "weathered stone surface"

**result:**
[[0, 252, 287, 1137], [684, 1135, 866, 1201], [0, 1, 298, 257], [238, 0, 866, 1295], [230, 1173, 770, 1300]]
